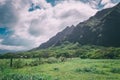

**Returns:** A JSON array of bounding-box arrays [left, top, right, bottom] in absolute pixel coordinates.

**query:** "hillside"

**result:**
[[37, 25, 74, 49], [68, 2, 120, 47]]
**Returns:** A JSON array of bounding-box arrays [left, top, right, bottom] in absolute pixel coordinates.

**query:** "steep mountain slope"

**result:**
[[68, 3, 120, 47], [37, 25, 74, 49], [38, 3, 120, 49]]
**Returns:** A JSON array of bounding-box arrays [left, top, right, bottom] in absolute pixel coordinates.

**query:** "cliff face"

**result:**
[[68, 3, 120, 47]]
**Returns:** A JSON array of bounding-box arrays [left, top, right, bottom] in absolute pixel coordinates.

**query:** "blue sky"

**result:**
[[46, 0, 56, 6], [0, 27, 8, 35], [0, 27, 13, 39], [0, 0, 119, 53]]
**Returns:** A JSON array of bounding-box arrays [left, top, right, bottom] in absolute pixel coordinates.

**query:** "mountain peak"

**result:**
[[114, 2, 120, 10], [36, 3, 120, 49], [116, 2, 120, 6], [68, 3, 120, 47]]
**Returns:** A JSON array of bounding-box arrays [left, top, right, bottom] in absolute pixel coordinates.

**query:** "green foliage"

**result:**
[[53, 67, 59, 71], [110, 68, 120, 74], [13, 59, 25, 68], [56, 52, 70, 58], [1, 73, 52, 80], [75, 67, 104, 74], [0, 61, 7, 72], [29, 59, 43, 66], [75, 67, 93, 73], [0, 59, 120, 80], [1, 42, 120, 59], [59, 57, 67, 62], [90, 47, 120, 59], [46, 57, 58, 64]]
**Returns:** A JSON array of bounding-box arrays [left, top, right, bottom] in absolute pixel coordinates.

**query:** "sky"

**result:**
[[0, 0, 119, 52]]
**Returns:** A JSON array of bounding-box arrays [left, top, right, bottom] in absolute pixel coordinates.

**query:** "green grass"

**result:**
[[0, 58, 120, 80]]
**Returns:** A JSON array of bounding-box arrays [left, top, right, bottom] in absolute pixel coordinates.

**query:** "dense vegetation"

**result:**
[[1, 42, 120, 59]]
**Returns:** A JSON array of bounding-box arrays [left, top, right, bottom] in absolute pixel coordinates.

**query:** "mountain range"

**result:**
[[37, 3, 120, 49]]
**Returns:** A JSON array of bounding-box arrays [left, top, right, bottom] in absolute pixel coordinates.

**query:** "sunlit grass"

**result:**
[[0, 58, 120, 80]]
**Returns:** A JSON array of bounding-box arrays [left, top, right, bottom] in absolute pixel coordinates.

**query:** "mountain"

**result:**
[[37, 3, 120, 49], [37, 25, 74, 49], [68, 3, 120, 47], [80, 0, 120, 10]]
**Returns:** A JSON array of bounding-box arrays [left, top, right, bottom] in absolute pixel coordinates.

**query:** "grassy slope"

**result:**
[[0, 58, 120, 80]]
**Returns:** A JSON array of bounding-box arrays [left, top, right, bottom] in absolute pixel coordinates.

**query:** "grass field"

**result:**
[[0, 58, 120, 80]]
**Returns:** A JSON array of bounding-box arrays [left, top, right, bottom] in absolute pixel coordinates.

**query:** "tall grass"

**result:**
[[1, 73, 52, 80], [0, 58, 120, 80]]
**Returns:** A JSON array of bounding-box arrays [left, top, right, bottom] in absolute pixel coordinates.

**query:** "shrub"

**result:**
[[56, 52, 70, 58], [0, 61, 7, 72], [46, 57, 58, 64], [110, 68, 120, 74], [102, 65, 109, 68], [59, 57, 67, 62], [13, 59, 25, 68], [75, 67, 106, 74], [53, 67, 59, 71], [90, 47, 120, 59], [29, 59, 43, 66], [82, 67, 96, 72]]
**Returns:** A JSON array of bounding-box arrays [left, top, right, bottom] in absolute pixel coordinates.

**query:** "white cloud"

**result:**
[[0, 0, 118, 51], [26, 0, 97, 47], [0, 44, 27, 51], [0, 39, 3, 43], [0, 0, 6, 5], [101, 0, 117, 8], [31, 0, 51, 9]]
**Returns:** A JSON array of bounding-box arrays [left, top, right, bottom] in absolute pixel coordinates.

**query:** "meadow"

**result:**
[[0, 58, 120, 80]]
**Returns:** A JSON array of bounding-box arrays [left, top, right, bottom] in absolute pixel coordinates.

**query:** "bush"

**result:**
[[0, 61, 7, 72], [110, 68, 120, 74], [13, 59, 25, 68], [59, 57, 66, 62], [46, 57, 58, 64], [75, 67, 106, 74], [53, 67, 59, 71], [81, 67, 97, 73], [90, 47, 120, 59], [29, 59, 43, 66], [56, 52, 70, 58]]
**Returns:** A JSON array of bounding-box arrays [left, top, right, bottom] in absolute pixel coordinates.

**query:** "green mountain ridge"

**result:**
[[38, 3, 120, 49]]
